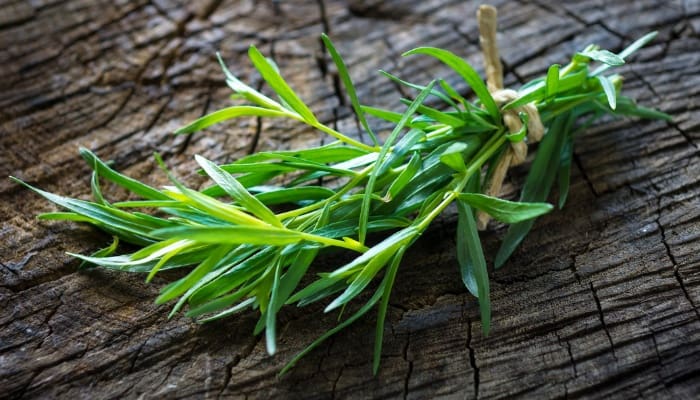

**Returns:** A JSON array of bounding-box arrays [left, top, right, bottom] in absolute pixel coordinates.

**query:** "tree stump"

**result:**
[[2, 1, 699, 398]]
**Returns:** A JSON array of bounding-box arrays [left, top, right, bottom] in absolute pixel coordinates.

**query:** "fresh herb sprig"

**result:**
[[13, 29, 669, 374]]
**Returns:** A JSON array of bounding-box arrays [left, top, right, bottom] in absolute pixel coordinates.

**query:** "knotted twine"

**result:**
[[475, 5, 545, 230]]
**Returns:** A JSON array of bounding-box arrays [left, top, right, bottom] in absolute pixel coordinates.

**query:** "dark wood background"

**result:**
[[1, 0, 699, 398]]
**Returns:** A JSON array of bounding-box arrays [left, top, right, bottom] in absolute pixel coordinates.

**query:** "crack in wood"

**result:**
[[588, 281, 617, 361], [466, 316, 479, 400]]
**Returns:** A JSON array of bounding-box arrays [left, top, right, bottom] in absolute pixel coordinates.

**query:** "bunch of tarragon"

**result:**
[[13, 28, 669, 373]]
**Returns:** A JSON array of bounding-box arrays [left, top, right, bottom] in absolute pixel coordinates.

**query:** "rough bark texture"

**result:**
[[2, 0, 699, 399]]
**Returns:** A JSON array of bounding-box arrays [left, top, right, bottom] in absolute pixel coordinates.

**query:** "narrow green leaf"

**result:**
[[79, 148, 169, 200], [504, 69, 588, 110], [198, 298, 256, 323], [385, 152, 421, 201], [37, 212, 95, 223], [558, 136, 574, 209], [373, 245, 406, 374], [248, 46, 318, 123], [324, 247, 394, 312], [195, 154, 282, 227], [379, 70, 460, 111], [439, 142, 468, 173], [456, 199, 490, 335], [359, 82, 435, 244], [596, 75, 617, 110], [495, 113, 570, 267], [12, 177, 158, 244], [457, 193, 553, 224], [252, 186, 335, 205], [402, 47, 499, 118], [175, 106, 290, 135], [152, 225, 302, 246], [361, 105, 428, 129], [321, 34, 378, 146], [79, 237, 119, 269], [580, 49, 624, 66], [266, 254, 283, 355], [156, 244, 233, 306], [217, 53, 285, 111], [545, 64, 560, 99], [619, 31, 657, 59], [613, 96, 672, 120]]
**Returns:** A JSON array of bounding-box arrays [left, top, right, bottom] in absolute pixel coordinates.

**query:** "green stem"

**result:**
[[415, 132, 507, 232], [313, 123, 380, 153], [278, 164, 373, 221], [298, 232, 368, 253]]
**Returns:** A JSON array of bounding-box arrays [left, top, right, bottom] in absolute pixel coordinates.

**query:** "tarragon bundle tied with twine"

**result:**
[[13, 5, 670, 373]]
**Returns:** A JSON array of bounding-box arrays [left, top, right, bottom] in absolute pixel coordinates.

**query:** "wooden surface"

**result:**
[[2, 0, 700, 398]]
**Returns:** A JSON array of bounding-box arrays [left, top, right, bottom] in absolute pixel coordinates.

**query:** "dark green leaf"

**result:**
[[322, 34, 378, 146], [402, 47, 499, 118], [456, 199, 490, 335]]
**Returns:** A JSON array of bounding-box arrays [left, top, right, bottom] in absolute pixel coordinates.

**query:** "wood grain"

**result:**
[[2, 0, 699, 398]]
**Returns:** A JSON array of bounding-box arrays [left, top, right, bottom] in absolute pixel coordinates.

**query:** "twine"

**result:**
[[475, 5, 545, 230]]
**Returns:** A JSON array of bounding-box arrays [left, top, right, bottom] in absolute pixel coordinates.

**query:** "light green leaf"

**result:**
[[545, 64, 560, 99], [248, 45, 318, 123], [175, 106, 290, 135], [152, 225, 302, 246], [596, 75, 617, 110], [195, 154, 282, 227]]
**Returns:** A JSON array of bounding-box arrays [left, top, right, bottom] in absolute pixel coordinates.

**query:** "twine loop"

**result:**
[[475, 5, 545, 230]]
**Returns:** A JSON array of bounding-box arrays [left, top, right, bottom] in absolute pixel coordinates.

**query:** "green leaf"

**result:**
[[457, 193, 553, 224], [596, 75, 617, 110], [248, 45, 318, 123], [545, 64, 560, 99], [79, 237, 119, 269], [252, 186, 335, 205], [152, 225, 302, 246], [324, 247, 394, 312], [13, 177, 158, 245], [359, 82, 435, 244], [613, 96, 672, 120], [80, 148, 169, 201], [379, 70, 460, 111], [156, 244, 233, 306], [558, 136, 574, 209], [175, 106, 290, 134], [593, 32, 657, 76], [402, 47, 499, 118], [217, 53, 285, 111], [321, 34, 379, 146], [504, 69, 588, 110], [385, 152, 421, 201], [579, 49, 624, 66], [266, 255, 283, 355], [195, 154, 282, 227], [495, 113, 570, 268], [439, 142, 468, 173], [456, 199, 490, 335], [373, 245, 406, 374]]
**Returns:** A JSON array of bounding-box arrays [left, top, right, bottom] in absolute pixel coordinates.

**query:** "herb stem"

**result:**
[[312, 123, 380, 153], [415, 132, 507, 232], [277, 164, 373, 221]]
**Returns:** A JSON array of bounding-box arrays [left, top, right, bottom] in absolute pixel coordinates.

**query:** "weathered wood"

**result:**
[[2, 0, 699, 398]]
